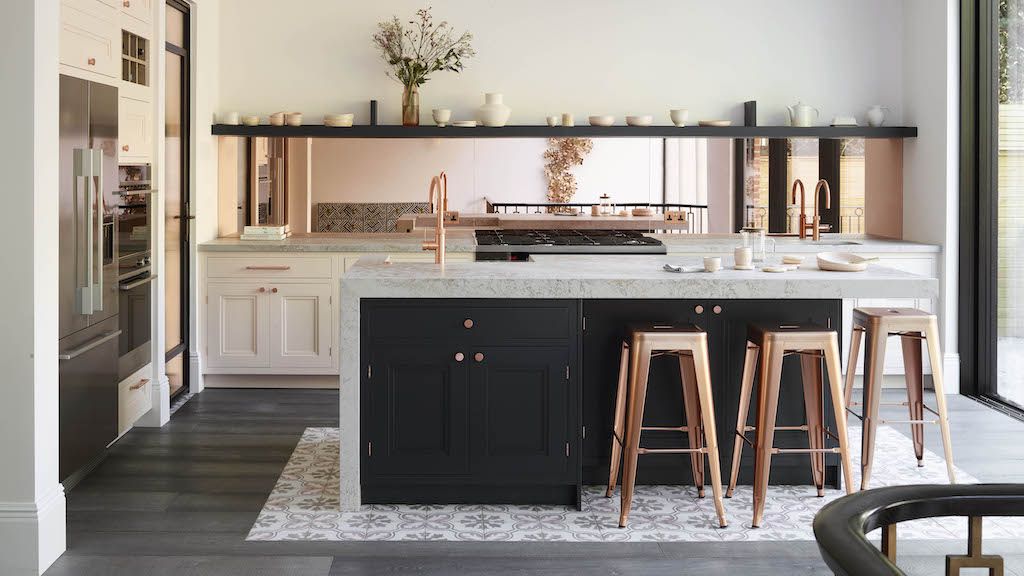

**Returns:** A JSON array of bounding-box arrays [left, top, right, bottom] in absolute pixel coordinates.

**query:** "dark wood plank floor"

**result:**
[[44, 388, 1024, 576]]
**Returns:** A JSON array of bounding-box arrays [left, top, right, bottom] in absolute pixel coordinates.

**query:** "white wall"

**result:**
[[0, 0, 66, 573], [216, 0, 905, 127], [901, 0, 960, 391]]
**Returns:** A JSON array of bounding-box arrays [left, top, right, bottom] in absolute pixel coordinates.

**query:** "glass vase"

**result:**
[[402, 85, 420, 127]]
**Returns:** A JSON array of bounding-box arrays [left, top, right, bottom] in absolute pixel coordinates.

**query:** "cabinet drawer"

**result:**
[[206, 256, 332, 279], [366, 302, 573, 342], [118, 374, 151, 434], [61, 0, 119, 79]]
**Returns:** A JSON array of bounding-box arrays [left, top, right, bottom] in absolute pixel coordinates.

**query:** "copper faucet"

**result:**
[[792, 178, 831, 241], [422, 171, 447, 265]]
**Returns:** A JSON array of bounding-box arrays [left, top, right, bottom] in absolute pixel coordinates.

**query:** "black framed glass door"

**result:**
[[962, 0, 1024, 414], [165, 0, 190, 399]]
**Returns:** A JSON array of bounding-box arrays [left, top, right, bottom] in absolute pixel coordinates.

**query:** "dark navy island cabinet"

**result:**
[[361, 298, 842, 507]]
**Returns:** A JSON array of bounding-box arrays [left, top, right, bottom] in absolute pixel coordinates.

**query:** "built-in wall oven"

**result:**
[[117, 164, 155, 380]]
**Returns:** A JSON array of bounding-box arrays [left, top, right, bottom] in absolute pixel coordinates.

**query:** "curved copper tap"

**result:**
[[423, 171, 448, 265], [811, 179, 832, 241], [792, 179, 807, 238]]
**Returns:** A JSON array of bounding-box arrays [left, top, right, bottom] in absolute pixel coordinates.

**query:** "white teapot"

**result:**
[[787, 101, 819, 127]]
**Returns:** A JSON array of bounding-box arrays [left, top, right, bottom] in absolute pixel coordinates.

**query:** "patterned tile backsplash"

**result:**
[[316, 202, 429, 233]]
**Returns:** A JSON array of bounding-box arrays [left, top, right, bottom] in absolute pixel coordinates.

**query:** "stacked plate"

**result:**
[[324, 113, 354, 127]]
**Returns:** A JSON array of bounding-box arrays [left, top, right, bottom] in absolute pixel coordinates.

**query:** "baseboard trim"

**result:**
[[203, 374, 339, 389], [0, 484, 66, 575], [60, 449, 108, 492]]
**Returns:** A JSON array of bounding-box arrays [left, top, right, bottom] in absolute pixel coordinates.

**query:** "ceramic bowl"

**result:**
[[816, 252, 876, 272], [546, 115, 560, 127], [285, 112, 303, 126], [588, 115, 615, 127], [698, 120, 732, 127], [670, 109, 689, 127], [324, 113, 354, 127], [269, 112, 285, 126], [432, 109, 452, 127], [241, 115, 260, 126], [626, 115, 653, 127]]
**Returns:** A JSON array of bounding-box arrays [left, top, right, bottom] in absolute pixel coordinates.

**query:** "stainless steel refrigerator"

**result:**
[[58, 75, 120, 483]]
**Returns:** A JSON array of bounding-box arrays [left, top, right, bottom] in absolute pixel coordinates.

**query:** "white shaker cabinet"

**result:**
[[118, 95, 153, 163], [60, 0, 120, 80], [268, 282, 334, 370], [119, 0, 154, 24], [206, 282, 271, 370]]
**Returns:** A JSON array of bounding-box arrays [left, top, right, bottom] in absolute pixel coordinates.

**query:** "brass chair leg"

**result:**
[[619, 338, 652, 528], [799, 351, 826, 496], [901, 331, 926, 465], [679, 354, 706, 498], [824, 334, 855, 495], [844, 326, 864, 408], [751, 340, 783, 528], [860, 325, 887, 491], [606, 341, 630, 497], [692, 337, 728, 528], [924, 319, 957, 484], [727, 343, 758, 498]]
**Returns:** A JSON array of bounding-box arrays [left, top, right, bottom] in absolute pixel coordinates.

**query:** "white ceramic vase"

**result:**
[[866, 105, 888, 127], [477, 93, 511, 127]]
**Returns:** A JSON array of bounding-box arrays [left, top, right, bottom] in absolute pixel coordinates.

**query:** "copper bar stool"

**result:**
[[843, 308, 956, 490], [606, 323, 727, 528], [726, 322, 854, 528]]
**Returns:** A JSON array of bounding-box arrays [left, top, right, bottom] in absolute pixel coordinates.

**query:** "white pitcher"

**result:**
[[787, 101, 819, 127]]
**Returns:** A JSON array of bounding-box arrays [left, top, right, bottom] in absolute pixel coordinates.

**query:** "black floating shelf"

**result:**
[[211, 124, 917, 139]]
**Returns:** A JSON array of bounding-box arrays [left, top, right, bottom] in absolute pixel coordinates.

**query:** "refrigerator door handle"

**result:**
[[58, 330, 122, 361], [92, 149, 104, 312], [73, 149, 94, 315]]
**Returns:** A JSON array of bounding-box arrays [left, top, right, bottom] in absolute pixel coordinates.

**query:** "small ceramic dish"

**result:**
[[241, 115, 260, 126], [631, 207, 655, 217], [781, 254, 805, 265], [324, 113, 354, 127], [269, 112, 286, 126], [452, 120, 478, 127], [589, 115, 615, 127], [762, 265, 789, 273], [626, 115, 653, 127], [816, 252, 879, 272], [733, 265, 755, 271], [284, 112, 303, 126], [698, 120, 732, 127]]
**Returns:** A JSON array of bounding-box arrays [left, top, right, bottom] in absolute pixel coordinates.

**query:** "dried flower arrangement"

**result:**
[[372, 7, 475, 125], [543, 138, 594, 211]]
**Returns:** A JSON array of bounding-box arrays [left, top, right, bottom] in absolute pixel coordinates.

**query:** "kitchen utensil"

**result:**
[[741, 229, 775, 262], [589, 115, 615, 126], [703, 256, 722, 273], [452, 120, 478, 127], [626, 115, 653, 127], [816, 252, 879, 272], [786, 101, 819, 127], [866, 105, 889, 127], [670, 108, 689, 127], [734, 246, 753, 268], [432, 109, 452, 127], [546, 115, 560, 127], [285, 112, 303, 126], [831, 115, 857, 126], [698, 120, 732, 127], [781, 254, 805, 266], [241, 115, 260, 126]]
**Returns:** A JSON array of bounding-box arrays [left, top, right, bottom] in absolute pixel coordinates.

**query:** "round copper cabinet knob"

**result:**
[[122, 145, 129, 152], [87, 58, 96, 66], [463, 318, 474, 329], [123, 0, 130, 6], [271, 287, 278, 293], [694, 305, 704, 314], [454, 352, 465, 362], [713, 305, 723, 315], [474, 352, 485, 362], [258, 287, 266, 293]]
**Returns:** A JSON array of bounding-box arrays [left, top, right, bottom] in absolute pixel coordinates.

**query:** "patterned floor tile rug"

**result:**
[[248, 426, 1024, 542]]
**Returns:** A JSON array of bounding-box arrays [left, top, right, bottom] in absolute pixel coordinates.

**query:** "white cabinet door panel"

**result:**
[[207, 283, 269, 369], [119, 95, 152, 162], [269, 283, 333, 369], [61, 0, 119, 79]]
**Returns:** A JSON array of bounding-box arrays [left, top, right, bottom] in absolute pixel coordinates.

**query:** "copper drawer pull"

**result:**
[[245, 265, 291, 271], [463, 318, 474, 329], [474, 352, 484, 362], [258, 287, 266, 293], [454, 352, 465, 362], [694, 305, 704, 314], [129, 379, 149, 391], [87, 57, 96, 66], [713, 305, 722, 314], [271, 287, 278, 293]]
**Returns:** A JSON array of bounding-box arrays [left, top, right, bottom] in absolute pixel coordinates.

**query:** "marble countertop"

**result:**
[[200, 231, 939, 255], [340, 254, 938, 300]]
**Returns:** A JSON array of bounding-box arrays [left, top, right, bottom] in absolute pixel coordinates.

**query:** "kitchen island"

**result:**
[[339, 255, 938, 510]]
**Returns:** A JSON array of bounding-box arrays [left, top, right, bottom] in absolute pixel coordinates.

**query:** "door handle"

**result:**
[[172, 215, 195, 220], [119, 274, 157, 291], [58, 330, 122, 361], [73, 149, 92, 315], [93, 149, 104, 312]]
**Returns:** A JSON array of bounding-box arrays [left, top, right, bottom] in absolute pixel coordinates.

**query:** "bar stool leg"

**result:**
[[751, 341, 784, 528], [606, 341, 631, 497], [924, 319, 957, 484], [901, 331, 926, 465], [679, 354, 706, 498], [824, 335, 855, 495], [727, 343, 759, 498], [692, 337, 727, 528], [861, 326, 888, 491], [799, 352, 826, 496], [619, 338, 652, 528], [844, 326, 865, 408]]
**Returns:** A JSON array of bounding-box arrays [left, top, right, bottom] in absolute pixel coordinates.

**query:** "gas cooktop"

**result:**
[[474, 229, 666, 254]]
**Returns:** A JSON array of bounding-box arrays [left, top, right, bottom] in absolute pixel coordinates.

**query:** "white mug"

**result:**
[[432, 109, 452, 127], [703, 256, 722, 273], [734, 247, 753, 268], [546, 115, 560, 127]]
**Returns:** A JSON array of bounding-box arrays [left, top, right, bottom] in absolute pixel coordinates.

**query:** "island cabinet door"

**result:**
[[468, 346, 575, 483], [364, 344, 471, 477]]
